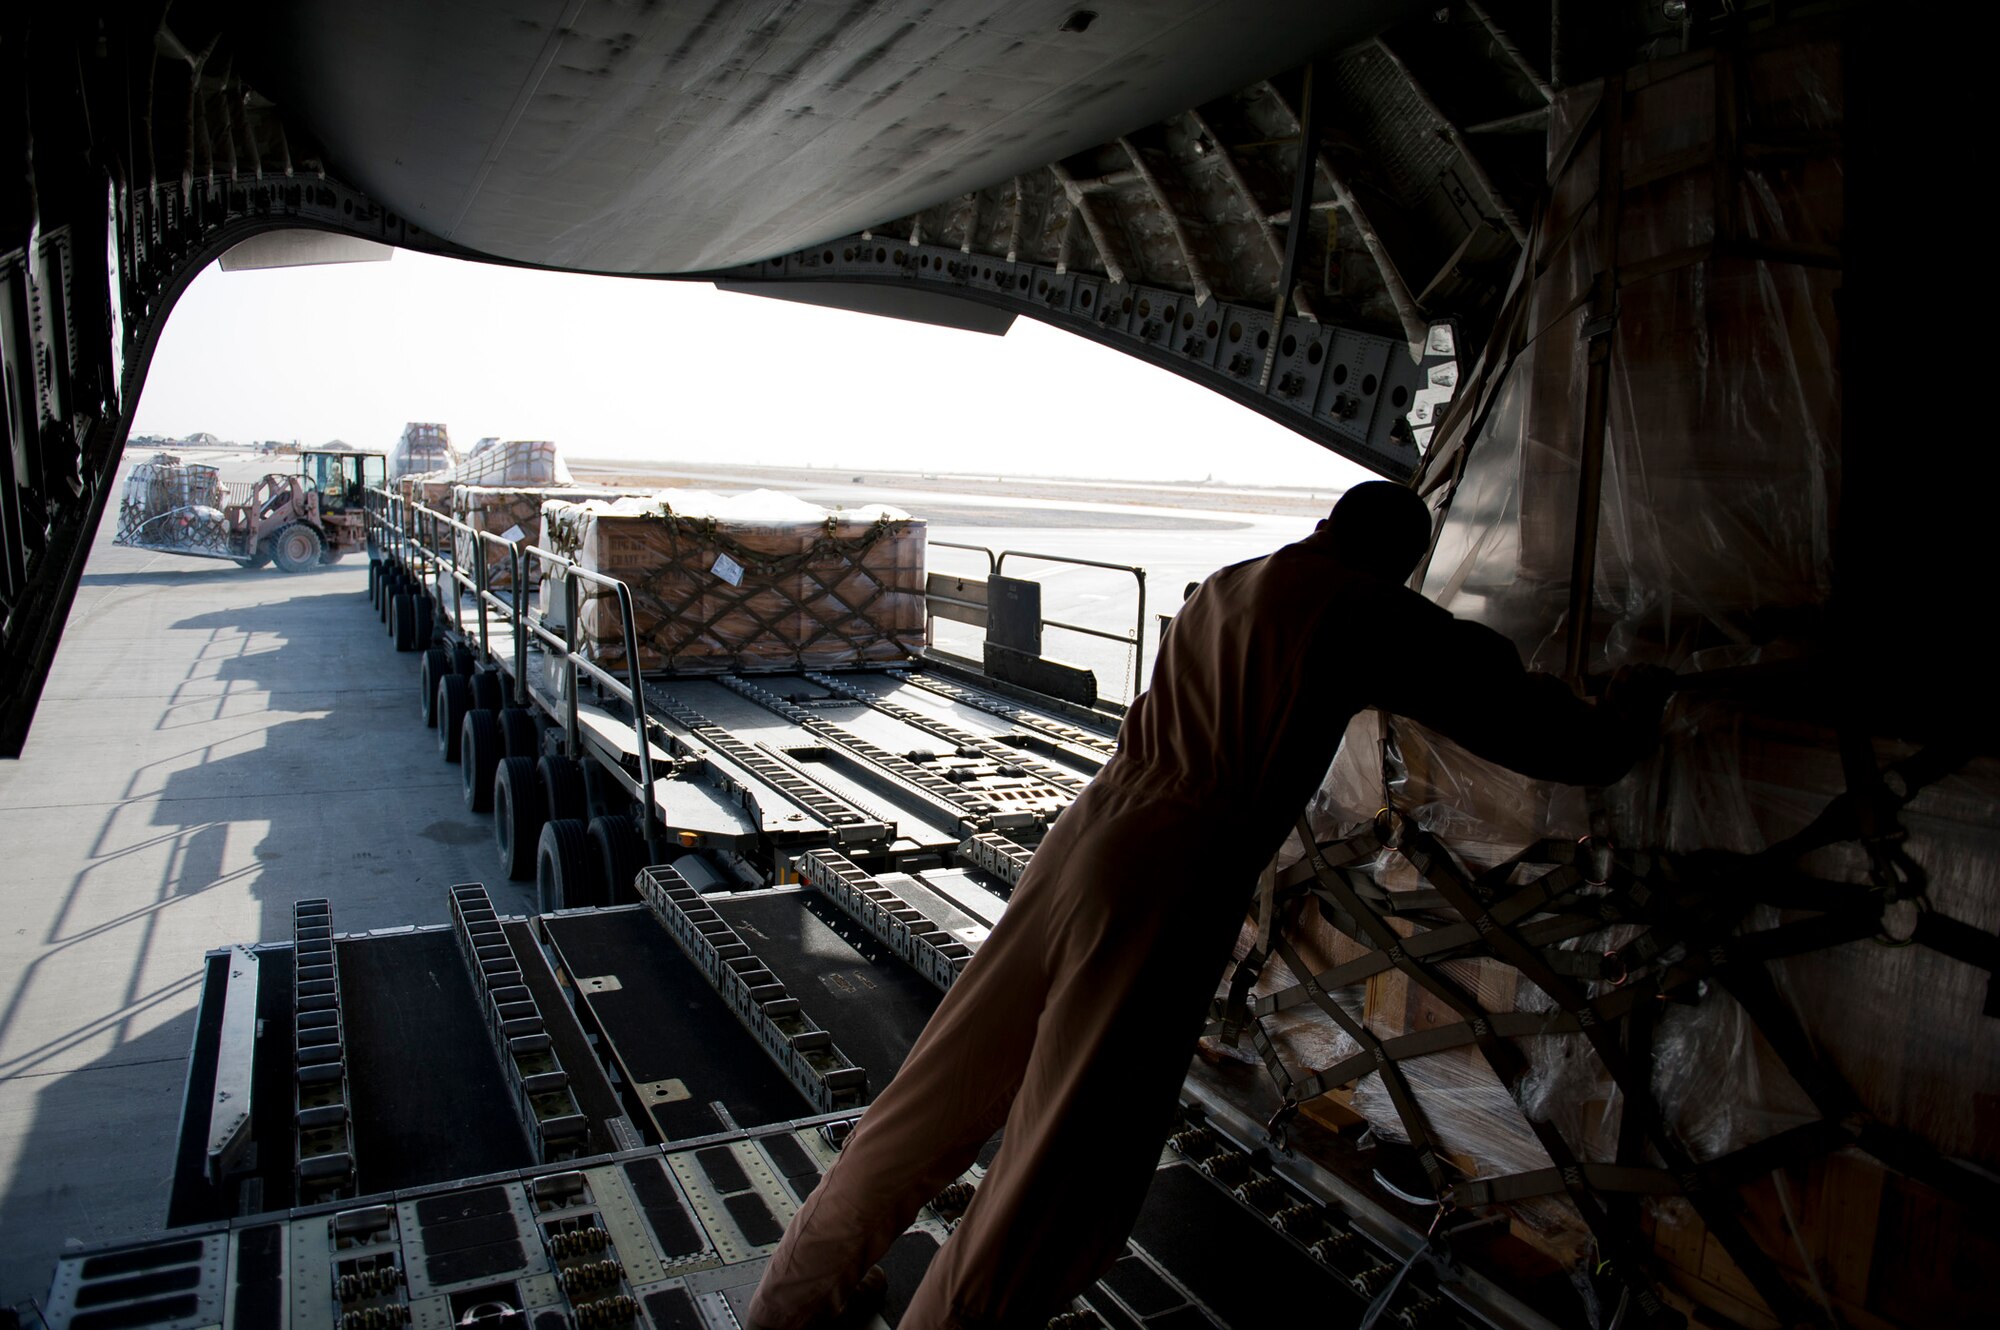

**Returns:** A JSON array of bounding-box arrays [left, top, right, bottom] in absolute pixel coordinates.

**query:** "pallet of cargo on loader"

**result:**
[[540, 491, 926, 675]]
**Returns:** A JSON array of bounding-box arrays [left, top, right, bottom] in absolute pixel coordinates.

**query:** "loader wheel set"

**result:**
[[366, 555, 652, 906]]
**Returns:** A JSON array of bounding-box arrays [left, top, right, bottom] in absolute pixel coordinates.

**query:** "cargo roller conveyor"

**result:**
[[796, 850, 1014, 993], [112, 883, 1502, 1330], [539, 904, 816, 1142], [889, 666, 1121, 763], [715, 674, 1070, 835]]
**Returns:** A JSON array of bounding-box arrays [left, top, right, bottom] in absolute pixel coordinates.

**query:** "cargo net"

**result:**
[[114, 461, 247, 558], [557, 510, 923, 673], [1213, 736, 1995, 1329]]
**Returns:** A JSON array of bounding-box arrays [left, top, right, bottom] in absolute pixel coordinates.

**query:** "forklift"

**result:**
[[114, 448, 387, 571]]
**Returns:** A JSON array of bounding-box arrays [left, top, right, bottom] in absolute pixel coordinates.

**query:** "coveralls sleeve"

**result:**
[[1366, 602, 1655, 787]]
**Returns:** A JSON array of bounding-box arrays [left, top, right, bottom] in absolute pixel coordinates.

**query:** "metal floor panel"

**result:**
[[541, 908, 813, 1141], [846, 674, 1111, 783], [659, 681, 948, 831], [63, 1113, 1465, 1330], [913, 868, 1011, 927], [708, 893, 943, 1091], [876, 873, 993, 950], [337, 930, 532, 1191], [1119, 1163, 1361, 1328]]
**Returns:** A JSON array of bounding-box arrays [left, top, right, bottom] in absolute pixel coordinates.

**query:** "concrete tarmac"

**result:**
[[0, 454, 517, 1304]]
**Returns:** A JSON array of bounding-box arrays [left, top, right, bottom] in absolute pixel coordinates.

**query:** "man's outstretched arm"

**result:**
[[1373, 609, 1673, 788]]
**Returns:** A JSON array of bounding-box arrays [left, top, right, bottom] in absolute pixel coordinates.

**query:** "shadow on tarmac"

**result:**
[[0, 581, 504, 1307]]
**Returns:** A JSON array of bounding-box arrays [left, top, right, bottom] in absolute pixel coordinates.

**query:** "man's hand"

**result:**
[[1602, 664, 1677, 764]]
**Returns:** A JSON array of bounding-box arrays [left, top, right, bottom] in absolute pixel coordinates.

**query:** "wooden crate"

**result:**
[[451, 485, 642, 591], [541, 496, 926, 673]]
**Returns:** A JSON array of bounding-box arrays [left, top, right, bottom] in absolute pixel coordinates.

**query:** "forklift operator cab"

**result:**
[[303, 451, 386, 511]]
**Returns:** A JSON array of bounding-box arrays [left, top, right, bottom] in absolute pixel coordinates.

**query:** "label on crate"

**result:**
[[711, 551, 745, 586]]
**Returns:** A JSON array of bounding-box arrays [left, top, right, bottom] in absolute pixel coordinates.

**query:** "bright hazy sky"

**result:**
[[132, 249, 1377, 490]]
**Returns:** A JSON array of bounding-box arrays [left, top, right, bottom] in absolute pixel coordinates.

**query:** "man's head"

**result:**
[[1317, 481, 1432, 583]]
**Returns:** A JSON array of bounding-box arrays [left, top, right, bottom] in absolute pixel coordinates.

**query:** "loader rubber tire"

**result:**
[[461, 709, 501, 813], [413, 595, 434, 648], [470, 667, 505, 713], [538, 755, 587, 824], [369, 558, 383, 606], [586, 815, 647, 906], [537, 818, 591, 912], [581, 758, 625, 823], [273, 523, 323, 574], [419, 648, 449, 727], [452, 644, 477, 677], [437, 674, 470, 761], [246, 543, 272, 571], [392, 594, 417, 652], [499, 708, 540, 761], [495, 756, 545, 882]]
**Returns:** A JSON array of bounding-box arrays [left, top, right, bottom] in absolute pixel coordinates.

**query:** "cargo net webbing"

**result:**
[[114, 498, 238, 557], [568, 512, 920, 672], [1214, 739, 1995, 1329]]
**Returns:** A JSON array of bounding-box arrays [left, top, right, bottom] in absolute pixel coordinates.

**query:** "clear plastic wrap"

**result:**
[[1219, 37, 1998, 1328], [423, 437, 573, 488], [387, 422, 456, 479], [1421, 45, 1842, 674]]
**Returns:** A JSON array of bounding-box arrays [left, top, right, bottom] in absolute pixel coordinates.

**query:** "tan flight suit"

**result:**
[[749, 531, 1654, 1330]]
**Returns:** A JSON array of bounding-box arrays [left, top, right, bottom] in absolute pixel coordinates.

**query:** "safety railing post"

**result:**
[[1131, 568, 1147, 698], [994, 549, 1151, 700], [446, 511, 462, 626], [561, 570, 581, 754], [510, 542, 665, 865], [614, 580, 665, 865], [511, 543, 530, 707], [924, 541, 998, 651], [473, 531, 491, 659]]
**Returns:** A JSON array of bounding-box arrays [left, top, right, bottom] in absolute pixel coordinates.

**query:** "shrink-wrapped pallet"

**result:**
[[1223, 39, 2000, 1330], [388, 422, 455, 479], [539, 489, 926, 674], [117, 455, 226, 543], [445, 438, 571, 488]]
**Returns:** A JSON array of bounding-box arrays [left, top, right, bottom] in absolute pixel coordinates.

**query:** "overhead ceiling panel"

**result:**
[[242, 0, 1419, 273]]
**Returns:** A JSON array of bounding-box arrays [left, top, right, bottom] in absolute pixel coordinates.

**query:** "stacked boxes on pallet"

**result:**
[[450, 485, 647, 593], [1223, 39, 1998, 1330], [539, 489, 926, 674], [1216, 39, 2000, 1328], [387, 422, 454, 479]]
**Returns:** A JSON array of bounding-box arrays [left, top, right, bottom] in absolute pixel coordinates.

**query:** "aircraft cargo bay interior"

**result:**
[[0, 5, 1991, 1330]]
